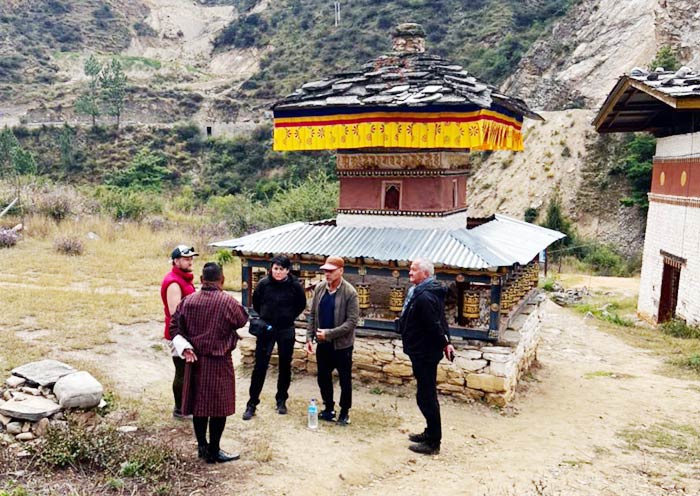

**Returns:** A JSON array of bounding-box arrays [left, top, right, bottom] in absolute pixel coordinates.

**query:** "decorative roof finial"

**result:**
[[392, 23, 426, 54]]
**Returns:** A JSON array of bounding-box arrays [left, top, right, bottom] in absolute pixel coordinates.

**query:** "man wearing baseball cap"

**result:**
[[160, 244, 199, 419], [306, 255, 359, 425]]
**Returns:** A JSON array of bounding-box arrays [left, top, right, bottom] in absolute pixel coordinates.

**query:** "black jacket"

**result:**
[[252, 275, 306, 330], [397, 279, 450, 360]]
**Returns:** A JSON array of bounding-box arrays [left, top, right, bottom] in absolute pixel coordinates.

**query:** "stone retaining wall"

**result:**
[[239, 294, 544, 406]]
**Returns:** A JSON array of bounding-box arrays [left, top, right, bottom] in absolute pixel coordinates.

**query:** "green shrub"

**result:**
[[105, 149, 172, 191], [671, 353, 700, 374], [215, 249, 234, 266], [524, 207, 538, 223], [93, 186, 162, 221], [540, 278, 556, 292], [650, 46, 680, 71], [583, 244, 626, 276], [35, 417, 184, 483], [660, 319, 700, 340]]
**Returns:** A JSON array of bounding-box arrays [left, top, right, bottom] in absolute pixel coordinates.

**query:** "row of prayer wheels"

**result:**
[[357, 283, 407, 312], [500, 263, 539, 314]]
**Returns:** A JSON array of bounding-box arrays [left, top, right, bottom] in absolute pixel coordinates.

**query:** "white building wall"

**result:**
[[638, 201, 700, 324], [639, 132, 700, 324]]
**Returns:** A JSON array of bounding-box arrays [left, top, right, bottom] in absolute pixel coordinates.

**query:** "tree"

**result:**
[[650, 46, 680, 72], [58, 124, 77, 172], [619, 134, 655, 210], [0, 127, 37, 222], [100, 58, 128, 128], [74, 54, 103, 127]]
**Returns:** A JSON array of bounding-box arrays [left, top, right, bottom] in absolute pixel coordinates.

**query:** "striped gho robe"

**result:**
[[169, 285, 249, 417]]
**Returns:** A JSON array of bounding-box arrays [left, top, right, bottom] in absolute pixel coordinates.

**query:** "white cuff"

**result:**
[[172, 335, 194, 358]]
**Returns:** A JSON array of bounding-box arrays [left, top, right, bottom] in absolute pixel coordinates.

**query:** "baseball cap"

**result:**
[[320, 256, 344, 270], [171, 245, 199, 259]]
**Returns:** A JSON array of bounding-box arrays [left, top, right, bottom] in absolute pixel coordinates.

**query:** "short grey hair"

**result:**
[[412, 258, 434, 276]]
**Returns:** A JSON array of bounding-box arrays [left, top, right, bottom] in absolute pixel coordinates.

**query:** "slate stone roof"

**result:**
[[273, 52, 542, 120], [628, 66, 700, 97]]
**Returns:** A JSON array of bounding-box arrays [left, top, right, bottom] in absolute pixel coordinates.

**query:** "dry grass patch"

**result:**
[[620, 422, 700, 464]]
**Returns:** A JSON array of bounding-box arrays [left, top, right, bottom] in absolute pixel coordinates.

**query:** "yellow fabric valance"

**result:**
[[273, 109, 524, 152]]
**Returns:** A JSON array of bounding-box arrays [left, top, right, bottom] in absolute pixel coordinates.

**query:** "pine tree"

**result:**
[[74, 55, 103, 127], [100, 58, 128, 128]]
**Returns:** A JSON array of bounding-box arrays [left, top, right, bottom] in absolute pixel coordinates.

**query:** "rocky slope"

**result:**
[[470, 0, 700, 255], [3, 0, 700, 255]]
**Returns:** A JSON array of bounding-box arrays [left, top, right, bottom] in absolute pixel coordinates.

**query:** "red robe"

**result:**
[[169, 286, 248, 417]]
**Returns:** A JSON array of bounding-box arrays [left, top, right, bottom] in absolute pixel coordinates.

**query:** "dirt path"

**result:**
[[100, 299, 700, 495]]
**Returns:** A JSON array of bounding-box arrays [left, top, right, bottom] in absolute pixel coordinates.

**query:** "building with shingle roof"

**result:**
[[595, 65, 700, 324], [215, 23, 563, 342]]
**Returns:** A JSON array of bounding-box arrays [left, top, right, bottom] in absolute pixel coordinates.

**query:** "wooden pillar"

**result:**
[[488, 276, 502, 339], [241, 258, 251, 307]]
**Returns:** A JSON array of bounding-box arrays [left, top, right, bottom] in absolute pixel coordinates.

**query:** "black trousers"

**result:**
[[247, 327, 295, 407], [410, 357, 442, 446], [172, 356, 185, 411], [316, 343, 353, 412]]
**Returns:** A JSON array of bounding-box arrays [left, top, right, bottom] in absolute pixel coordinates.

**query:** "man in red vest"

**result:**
[[160, 245, 198, 419]]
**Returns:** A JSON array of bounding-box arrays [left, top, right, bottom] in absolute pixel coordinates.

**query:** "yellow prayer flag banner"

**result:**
[[272, 109, 524, 152]]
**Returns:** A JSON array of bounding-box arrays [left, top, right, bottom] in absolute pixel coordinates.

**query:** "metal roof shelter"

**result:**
[[214, 215, 564, 270], [215, 23, 563, 341]]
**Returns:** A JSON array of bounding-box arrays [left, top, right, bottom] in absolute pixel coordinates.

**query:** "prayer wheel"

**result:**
[[500, 286, 512, 314], [389, 287, 405, 312], [462, 290, 480, 319], [357, 283, 371, 310], [251, 270, 265, 291]]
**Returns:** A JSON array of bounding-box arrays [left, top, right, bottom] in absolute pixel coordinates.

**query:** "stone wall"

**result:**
[[239, 294, 544, 406]]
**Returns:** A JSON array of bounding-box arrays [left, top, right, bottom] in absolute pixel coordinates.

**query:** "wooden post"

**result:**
[[488, 276, 501, 340]]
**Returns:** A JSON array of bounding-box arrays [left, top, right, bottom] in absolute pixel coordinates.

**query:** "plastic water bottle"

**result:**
[[307, 398, 318, 430]]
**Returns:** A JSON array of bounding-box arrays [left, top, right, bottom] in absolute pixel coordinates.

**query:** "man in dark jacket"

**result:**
[[243, 255, 307, 420], [397, 258, 455, 455]]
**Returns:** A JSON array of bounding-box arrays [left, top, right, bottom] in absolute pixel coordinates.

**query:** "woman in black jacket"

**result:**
[[243, 255, 307, 420]]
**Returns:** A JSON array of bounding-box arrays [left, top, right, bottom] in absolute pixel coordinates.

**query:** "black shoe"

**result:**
[[408, 442, 440, 455], [337, 410, 350, 426], [408, 431, 429, 443], [242, 405, 256, 421], [173, 408, 191, 420], [276, 401, 287, 415], [318, 409, 336, 422], [197, 443, 208, 459], [206, 449, 240, 464]]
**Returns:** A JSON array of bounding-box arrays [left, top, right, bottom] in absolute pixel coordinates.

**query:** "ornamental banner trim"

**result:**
[[273, 108, 524, 152]]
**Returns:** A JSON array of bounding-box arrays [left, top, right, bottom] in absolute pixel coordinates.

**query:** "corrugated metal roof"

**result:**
[[212, 215, 564, 270]]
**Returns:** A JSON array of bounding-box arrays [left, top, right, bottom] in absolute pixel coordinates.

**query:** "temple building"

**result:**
[[595, 66, 700, 324], [215, 24, 564, 404]]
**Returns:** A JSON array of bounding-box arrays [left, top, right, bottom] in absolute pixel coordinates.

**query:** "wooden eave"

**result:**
[[595, 76, 700, 134]]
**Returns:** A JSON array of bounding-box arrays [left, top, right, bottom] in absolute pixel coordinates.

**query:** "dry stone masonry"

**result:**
[[240, 293, 545, 406], [0, 359, 104, 455]]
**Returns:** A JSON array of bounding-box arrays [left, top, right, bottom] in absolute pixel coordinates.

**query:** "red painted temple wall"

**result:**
[[652, 158, 700, 198], [338, 176, 467, 212]]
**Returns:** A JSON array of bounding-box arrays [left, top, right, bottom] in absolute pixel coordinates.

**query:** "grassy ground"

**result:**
[[0, 214, 240, 377]]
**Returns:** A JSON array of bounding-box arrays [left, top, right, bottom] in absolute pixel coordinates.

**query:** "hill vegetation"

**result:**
[[218, 0, 575, 98], [0, 0, 133, 94]]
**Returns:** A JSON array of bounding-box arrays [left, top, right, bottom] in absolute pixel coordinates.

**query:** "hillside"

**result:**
[[2, 0, 700, 257]]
